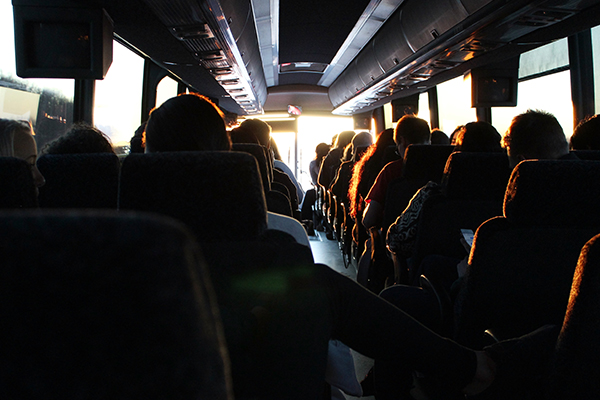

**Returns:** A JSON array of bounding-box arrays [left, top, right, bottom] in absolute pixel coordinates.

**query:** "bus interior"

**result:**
[[2, 0, 600, 398]]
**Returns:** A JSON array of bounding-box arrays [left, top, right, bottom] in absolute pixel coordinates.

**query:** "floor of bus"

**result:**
[[309, 230, 375, 400]]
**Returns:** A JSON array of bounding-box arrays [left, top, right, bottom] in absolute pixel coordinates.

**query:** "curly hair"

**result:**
[[348, 128, 394, 219], [42, 124, 114, 155]]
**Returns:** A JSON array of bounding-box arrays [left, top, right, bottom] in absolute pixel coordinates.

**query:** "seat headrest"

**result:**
[[402, 145, 454, 181], [0, 210, 230, 399], [504, 160, 600, 227], [0, 157, 37, 208], [37, 153, 120, 208], [443, 152, 511, 201], [231, 143, 271, 192], [119, 151, 268, 242]]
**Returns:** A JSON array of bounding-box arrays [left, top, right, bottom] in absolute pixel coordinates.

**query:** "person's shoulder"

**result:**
[[378, 158, 404, 176], [267, 212, 310, 247], [380, 158, 403, 170]]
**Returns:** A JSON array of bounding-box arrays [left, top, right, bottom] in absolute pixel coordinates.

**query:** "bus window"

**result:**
[[493, 70, 573, 139], [437, 75, 477, 134], [297, 116, 353, 190], [271, 131, 296, 179], [493, 39, 572, 138], [0, 1, 74, 150], [591, 25, 600, 114], [417, 91, 430, 128], [94, 41, 144, 151], [156, 76, 179, 108]]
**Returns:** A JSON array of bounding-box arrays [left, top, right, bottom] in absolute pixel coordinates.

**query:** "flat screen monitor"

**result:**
[[470, 68, 518, 107], [13, 5, 113, 79]]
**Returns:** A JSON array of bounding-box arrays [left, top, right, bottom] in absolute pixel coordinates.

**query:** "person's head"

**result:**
[[376, 128, 395, 149], [450, 125, 465, 146], [502, 109, 569, 168], [394, 114, 431, 157], [431, 129, 450, 145], [239, 119, 272, 147], [570, 114, 600, 150], [350, 131, 373, 161], [130, 122, 147, 154], [0, 119, 45, 189], [42, 123, 114, 155], [454, 122, 503, 153], [334, 130, 356, 150], [315, 142, 330, 161], [230, 126, 259, 144], [144, 93, 231, 153]]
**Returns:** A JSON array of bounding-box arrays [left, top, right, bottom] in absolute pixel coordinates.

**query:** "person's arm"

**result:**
[[362, 200, 383, 230]]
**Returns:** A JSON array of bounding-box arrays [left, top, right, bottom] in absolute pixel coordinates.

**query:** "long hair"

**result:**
[[0, 119, 32, 157], [0, 118, 15, 157], [348, 128, 394, 219]]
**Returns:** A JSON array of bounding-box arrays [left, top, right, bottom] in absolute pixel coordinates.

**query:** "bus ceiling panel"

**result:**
[[218, 0, 252, 42], [330, 0, 600, 115], [329, 0, 497, 112], [137, 0, 266, 115], [400, 0, 471, 52], [278, 73, 323, 87], [278, 0, 372, 65], [355, 41, 386, 86], [372, 11, 414, 73], [460, 0, 496, 14]]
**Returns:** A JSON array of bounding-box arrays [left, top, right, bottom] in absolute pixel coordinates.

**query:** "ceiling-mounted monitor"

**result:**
[[13, 5, 113, 79], [470, 58, 519, 108]]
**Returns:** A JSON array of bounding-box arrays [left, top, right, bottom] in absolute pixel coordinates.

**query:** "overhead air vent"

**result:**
[[515, 8, 574, 27], [142, 0, 265, 114]]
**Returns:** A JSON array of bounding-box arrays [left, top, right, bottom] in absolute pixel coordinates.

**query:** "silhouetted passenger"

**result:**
[[0, 118, 46, 191], [387, 121, 503, 258], [230, 126, 260, 144], [318, 130, 355, 190], [362, 115, 431, 231], [502, 109, 572, 168], [301, 142, 331, 225], [570, 114, 600, 150], [141, 94, 553, 400], [310, 142, 331, 186], [431, 128, 450, 145], [240, 118, 303, 206], [348, 129, 395, 227], [331, 131, 373, 203], [41, 123, 115, 155]]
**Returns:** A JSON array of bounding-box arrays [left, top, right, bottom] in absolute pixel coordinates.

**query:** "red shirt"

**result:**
[[365, 159, 404, 206]]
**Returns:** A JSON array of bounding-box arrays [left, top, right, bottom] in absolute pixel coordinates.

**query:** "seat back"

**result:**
[[550, 233, 600, 399], [571, 149, 600, 160], [37, 153, 120, 209], [119, 151, 268, 242], [266, 189, 293, 216], [0, 210, 231, 399], [382, 145, 454, 230], [442, 152, 511, 201], [381, 144, 401, 166], [0, 157, 37, 208], [232, 143, 270, 193], [410, 153, 511, 271], [202, 240, 328, 400], [454, 160, 600, 348]]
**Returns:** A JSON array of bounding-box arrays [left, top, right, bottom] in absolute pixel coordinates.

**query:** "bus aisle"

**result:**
[[310, 231, 376, 400]]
